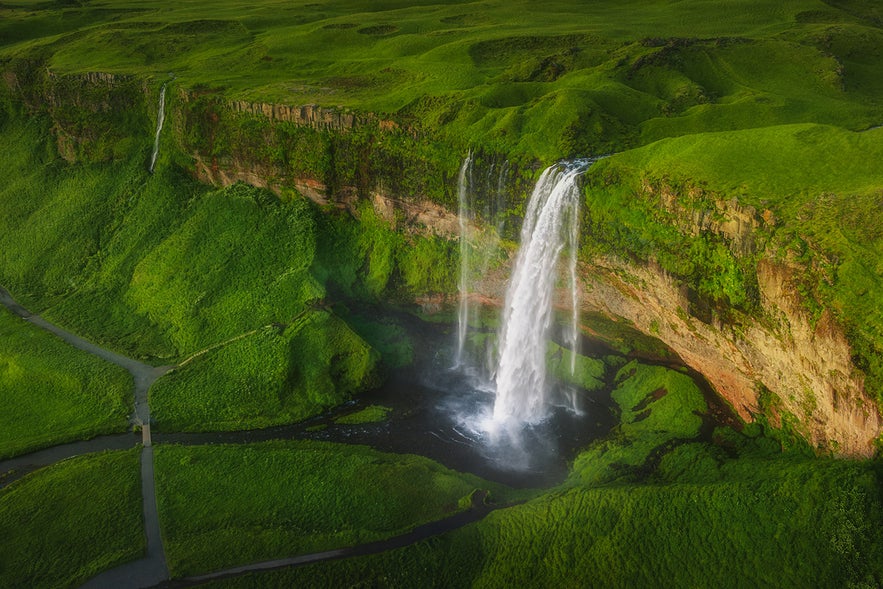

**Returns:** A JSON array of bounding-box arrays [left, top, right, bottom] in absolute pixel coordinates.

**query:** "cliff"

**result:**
[[2, 67, 880, 456]]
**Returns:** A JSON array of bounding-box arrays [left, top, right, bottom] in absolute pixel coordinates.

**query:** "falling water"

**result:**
[[455, 152, 473, 365], [148, 83, 167, 174], [492, 161, 589, 425], [567, 193, 581, 377]]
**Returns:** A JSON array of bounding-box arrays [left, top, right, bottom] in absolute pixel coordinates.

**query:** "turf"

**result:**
[[198, 449, 883, 589], [0, 306, 132, 459], [0, 449, 145, 589], [4, 0, 883, 161], [153, 440, 516, 577], [149, 310, 380, 432]]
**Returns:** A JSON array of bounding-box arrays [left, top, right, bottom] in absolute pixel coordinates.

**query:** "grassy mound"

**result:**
[[150, 310, 379, 432]]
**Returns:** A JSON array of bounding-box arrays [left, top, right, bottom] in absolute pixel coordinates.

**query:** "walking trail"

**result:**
[[0, 286, 171, 588], [0, 286, 507, 588]]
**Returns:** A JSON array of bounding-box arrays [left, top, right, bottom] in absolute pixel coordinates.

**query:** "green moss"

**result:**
[[546, 341, 606, 391], [0, 449, 144, 589], [569, 361, 708, 486]]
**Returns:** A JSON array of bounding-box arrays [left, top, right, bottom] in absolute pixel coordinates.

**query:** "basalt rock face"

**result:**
[[2, 67, 151, 162]]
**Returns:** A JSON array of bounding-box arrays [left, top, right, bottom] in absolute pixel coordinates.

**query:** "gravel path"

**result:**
[[0, 286, 171, 588]]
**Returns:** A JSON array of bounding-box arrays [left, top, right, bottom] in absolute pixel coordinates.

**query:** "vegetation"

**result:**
[[198, 373, 882, 589], [205, 455, 882, 589], [0, 306, 132, 459], [150, 311, 380, 432], [0, 112, 453, 432], [0, 1, 882, 587], [334, 404, 392, 425], [0, 449, 144, 589], [584, 123, 883, 406], [569, 361, 709, 486], [4, 0, 883, 161], [153, 440, 516, 577]]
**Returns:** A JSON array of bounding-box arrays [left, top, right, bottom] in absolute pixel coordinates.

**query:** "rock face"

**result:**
[[191, 153, 462, 238], [227, 100, 406, 134], [579, 256, 879, 456]]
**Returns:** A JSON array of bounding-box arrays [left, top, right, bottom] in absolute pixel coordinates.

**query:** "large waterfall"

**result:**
[[492, 161, 588, 425], [148, 83, 167, 173], [455, 152, 473, 366]]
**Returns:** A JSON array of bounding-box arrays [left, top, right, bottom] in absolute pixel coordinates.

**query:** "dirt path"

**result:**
[[81, 444, 169, 589], [0, 286, 171, 588]]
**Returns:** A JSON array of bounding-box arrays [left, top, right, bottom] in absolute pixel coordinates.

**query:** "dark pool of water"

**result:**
[[158, 313, 619, 488]]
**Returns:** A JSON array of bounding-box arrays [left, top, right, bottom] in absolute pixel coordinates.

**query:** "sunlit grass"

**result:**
[[0, 306, 132, 459], [154, 440, 518, 577]]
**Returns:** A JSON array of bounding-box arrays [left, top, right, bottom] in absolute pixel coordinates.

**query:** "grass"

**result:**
[[3, 0, 883, 161], [584, 123, 883, 406], [569, 360, 709, 486], [0, 449, 144, 589], [199, 456, 883, 589], [154, 440, 516, 577], [198, 361, 881, 589], [334, 404, 392, 425], [0, 306, 132, 459], [0, 112, 454, 434], [149, 310, 379, 432]]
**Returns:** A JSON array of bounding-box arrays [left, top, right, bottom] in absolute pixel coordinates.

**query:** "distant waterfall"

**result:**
[[148, 83, 167, 174], [455, 152, 473, 365], [492, 161, 589, 425]]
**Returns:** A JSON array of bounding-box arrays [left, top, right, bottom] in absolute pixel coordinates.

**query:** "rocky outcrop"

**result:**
[[227, 100, 407, 134], [192, 153, 462, 238], [576, 255, 880, 456]]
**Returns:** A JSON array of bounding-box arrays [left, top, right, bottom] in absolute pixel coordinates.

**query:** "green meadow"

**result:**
[[0, 306, 132, 459], [154, 440, 518, 577], [0, 449, 144, 589]]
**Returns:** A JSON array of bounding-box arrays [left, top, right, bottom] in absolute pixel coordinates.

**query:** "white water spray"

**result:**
[[149, 83, 167, 174], [492, 161, 589, 425], [455, 152, 473, 365]]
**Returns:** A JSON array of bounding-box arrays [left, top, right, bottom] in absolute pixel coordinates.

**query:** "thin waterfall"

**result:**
[[492, 160, 589, 425], [455, 152, 473, 365], [149, 83, 167, 173]]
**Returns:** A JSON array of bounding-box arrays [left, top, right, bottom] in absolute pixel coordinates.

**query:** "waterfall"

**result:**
[[492, 161, 589, 425], [567, 191, 581, 377], [148, 83, 167, 174], [455, 152, 473, 365]]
